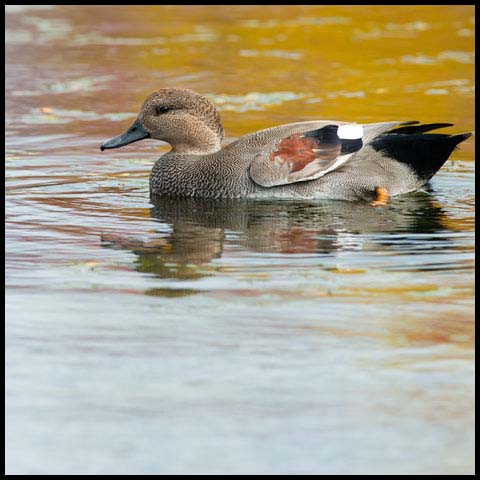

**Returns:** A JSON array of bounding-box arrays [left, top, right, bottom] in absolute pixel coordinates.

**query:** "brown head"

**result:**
[[101, 88, 224, 154]]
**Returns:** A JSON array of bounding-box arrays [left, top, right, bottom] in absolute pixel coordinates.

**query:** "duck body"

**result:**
[[101, 88, 471, 202], [150, 121, 429, 200]]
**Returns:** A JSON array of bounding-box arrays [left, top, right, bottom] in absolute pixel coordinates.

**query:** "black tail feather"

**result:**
[[371, 132, 471, 182], [390, 123, 454, 135]]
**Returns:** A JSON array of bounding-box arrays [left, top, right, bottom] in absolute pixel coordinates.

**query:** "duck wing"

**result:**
[[249, 121, 409, 188]]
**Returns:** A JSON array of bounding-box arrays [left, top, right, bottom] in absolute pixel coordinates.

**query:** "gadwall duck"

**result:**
[[101, 88, 471, 203]]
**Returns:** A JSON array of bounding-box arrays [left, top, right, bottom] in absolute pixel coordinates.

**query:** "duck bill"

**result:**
[[100, 118, 150, 151]]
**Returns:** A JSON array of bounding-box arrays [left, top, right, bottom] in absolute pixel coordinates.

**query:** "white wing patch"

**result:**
[[337, 124, 364, 140]]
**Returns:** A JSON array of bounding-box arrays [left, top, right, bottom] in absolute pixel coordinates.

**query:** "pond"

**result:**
[[5, 5, 474, 475]]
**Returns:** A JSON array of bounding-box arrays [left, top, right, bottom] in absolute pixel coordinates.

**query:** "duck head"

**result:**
[[101, 88, 224, 154]]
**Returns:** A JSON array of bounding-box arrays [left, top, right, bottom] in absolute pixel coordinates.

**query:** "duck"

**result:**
[[100, 88, 471, 203]]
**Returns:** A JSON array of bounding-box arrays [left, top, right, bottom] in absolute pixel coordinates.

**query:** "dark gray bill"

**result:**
[[100, 118, 150, 151]]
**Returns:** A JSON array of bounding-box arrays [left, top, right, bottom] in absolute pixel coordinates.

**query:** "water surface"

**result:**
[[5, 5, 475, 475]]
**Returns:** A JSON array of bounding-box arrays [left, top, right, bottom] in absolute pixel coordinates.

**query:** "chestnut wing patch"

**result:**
[[250, 125, 363, 188]]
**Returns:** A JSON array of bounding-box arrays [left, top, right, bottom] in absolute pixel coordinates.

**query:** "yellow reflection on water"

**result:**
[[15, 5, 471, 159]]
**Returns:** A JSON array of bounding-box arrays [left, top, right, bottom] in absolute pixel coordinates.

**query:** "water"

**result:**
[[5, 5, 474, 474]]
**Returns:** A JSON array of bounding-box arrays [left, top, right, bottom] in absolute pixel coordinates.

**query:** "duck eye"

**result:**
[[156, 105, 169, 115]]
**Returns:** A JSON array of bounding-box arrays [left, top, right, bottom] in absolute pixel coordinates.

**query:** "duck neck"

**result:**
[[168, 120, 223, 155], [171, 136, 222, 155]]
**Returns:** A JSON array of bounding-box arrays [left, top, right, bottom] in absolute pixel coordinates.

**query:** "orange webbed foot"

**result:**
[[370, 187, 389, 206]]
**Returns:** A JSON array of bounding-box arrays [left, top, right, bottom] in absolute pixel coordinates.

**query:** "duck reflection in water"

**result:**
[[101, 191, 449, 292]]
